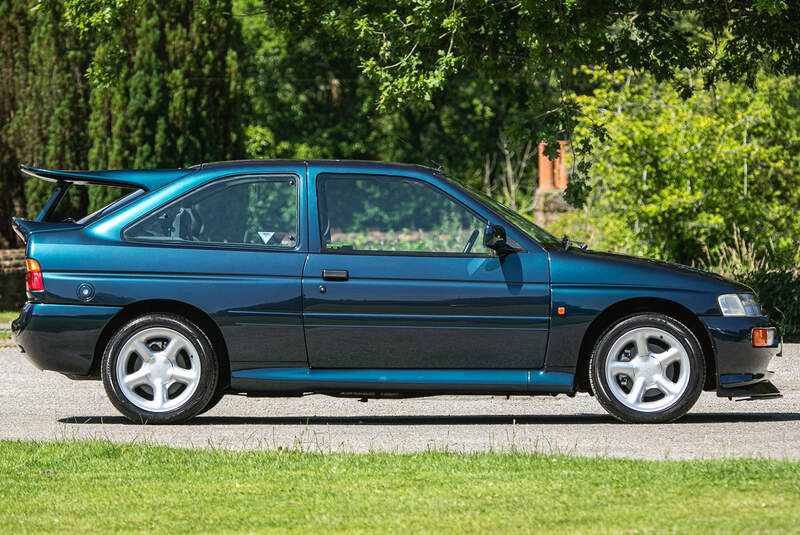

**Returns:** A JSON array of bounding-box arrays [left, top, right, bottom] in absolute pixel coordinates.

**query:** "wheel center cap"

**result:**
[[149, 358, 173, 382], [636, 356, 661, 379]]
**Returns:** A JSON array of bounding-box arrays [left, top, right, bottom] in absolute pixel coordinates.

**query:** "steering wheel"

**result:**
[[462, 229, 480, 254]]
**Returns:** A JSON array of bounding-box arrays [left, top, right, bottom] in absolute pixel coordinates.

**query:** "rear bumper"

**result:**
[[701, 315, 781, 399], [12, 302, 121, 376]]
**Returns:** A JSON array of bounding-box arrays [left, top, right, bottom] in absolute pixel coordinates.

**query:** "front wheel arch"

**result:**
[[91, 300, 230, 392], [589, 312, 705, 423], [574, 298, 716, 394]]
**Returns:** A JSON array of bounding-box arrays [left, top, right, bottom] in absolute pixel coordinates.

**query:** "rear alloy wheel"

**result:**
[[102, 313, 218, 424], [589, 313, 705, 423]]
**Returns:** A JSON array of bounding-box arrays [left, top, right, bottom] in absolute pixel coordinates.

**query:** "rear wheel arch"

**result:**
[[574, 297, 716, 393], [91, 300, 230, 390]]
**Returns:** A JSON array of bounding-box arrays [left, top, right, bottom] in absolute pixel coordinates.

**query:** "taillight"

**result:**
[[25, 258, 44, 292]]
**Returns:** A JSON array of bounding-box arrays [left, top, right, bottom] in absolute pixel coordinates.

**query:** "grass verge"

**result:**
[[0, 440, 798, 534], [0, 311, 17, 323]]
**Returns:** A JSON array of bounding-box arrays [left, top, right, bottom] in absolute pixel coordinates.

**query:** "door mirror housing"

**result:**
[[483, 224, 517, 256]]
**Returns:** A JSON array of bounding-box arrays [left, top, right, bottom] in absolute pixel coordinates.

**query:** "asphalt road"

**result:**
[[1, 345, 797, 460]]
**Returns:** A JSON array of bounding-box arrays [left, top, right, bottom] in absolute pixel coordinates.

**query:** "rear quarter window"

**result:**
[[124, 175, 298, 248]]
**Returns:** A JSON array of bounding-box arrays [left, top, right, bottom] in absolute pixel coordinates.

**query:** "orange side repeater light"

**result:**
[[557, 306, 566, 316], [25, 258, 44, 292], [752, 328, 772, 347]]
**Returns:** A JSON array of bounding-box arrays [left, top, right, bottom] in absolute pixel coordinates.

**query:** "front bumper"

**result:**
[[701, 315, 782, 400], [12, 302, 121, 376]]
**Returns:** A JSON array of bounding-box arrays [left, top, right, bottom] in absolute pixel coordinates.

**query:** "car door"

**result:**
[[302, 169, 550, 369]]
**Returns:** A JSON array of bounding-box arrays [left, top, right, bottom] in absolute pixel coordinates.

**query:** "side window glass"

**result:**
[[318, 175, 490, 254], [125, 176, 297, 248]]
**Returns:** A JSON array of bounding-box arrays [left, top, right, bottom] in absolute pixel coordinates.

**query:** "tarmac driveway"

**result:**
[[0, 345, 796, 460]]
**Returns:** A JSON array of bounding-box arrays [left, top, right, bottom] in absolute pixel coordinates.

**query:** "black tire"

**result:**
[[101, 313, 218, 424], [589, 313, 705, 423], [198, 386, 226, 415]]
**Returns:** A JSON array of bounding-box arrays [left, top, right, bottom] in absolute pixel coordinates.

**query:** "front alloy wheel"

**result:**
[[590, 313, 705, 423], [102, 313, 218, 424]]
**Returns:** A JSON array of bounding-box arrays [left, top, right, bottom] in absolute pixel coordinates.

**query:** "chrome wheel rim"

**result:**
[[115, 327, 201, 413], [605, 327, 690, 413]]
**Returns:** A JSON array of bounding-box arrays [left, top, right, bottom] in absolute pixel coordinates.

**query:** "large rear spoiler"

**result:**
[[19, 165, 193, 191], [18, 164, 195, 224]]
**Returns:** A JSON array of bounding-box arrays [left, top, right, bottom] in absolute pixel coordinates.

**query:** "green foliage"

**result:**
[[14, 2, 91, 219], [0, 0, 31, 246], [741, 270, 800, 338], [87, 0, 245, 172], [8, 0, 800, 217], [551, 69, 800, 267], [0, 0, 92, 243], [236, 0, 554, 196], [698, 227, 800, 336], [0, 0, 247, 229], [259, 0, 800, 205]]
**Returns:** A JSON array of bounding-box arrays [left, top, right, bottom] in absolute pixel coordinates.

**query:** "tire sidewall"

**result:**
[[590, 313, 705, 423], [101, 313, 218, 424]]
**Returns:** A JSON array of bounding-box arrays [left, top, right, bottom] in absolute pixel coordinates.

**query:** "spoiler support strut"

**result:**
[[36, 182, 71, 222]]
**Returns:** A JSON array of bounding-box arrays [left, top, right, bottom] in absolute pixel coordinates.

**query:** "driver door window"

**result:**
[[318, 175, 490, 255]]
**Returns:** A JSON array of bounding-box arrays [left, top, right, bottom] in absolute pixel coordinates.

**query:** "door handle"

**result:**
[[322, 269, 349, 281]]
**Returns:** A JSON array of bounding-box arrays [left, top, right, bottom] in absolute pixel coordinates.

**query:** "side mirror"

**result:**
[[483, 224, 517, 256]]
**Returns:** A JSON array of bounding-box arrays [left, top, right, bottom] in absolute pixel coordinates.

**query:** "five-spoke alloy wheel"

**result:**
[[590, 313, 705, 423], [102, 313, 218, 424]]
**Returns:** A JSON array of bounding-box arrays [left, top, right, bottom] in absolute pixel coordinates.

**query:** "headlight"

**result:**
[[717, 293, 762, 317]]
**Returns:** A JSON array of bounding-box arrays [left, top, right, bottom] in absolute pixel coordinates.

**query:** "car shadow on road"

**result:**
[[59, 412, 800, 426]]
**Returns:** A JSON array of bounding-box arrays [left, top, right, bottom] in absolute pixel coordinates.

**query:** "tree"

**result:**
[[56, 1, 800, 206], [258, 0, 800, 205], [0, 0, 29, 247], [550, 69, 800, 266], [86, 0, 246, 211], [13, 2, 93, 219], [237, 0, 553, 209], [0, 1, 92, 245]]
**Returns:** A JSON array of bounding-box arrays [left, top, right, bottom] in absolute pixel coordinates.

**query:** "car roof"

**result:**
[[196, 159, 438, 175], [21, 160, 441, 196]]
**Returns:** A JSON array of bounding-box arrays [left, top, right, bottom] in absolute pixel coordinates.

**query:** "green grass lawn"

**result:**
[[0, 441, 797, 534]]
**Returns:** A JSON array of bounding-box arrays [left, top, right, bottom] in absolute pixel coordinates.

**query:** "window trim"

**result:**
[[122, 173, 301, 251], [316, 173, 496, 258]]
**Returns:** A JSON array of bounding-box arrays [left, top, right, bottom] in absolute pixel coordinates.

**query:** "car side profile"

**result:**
[[11, 160, 781, 424]]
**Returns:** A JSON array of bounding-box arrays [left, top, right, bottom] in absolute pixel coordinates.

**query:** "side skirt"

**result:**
[[230, 367, 575, 395]]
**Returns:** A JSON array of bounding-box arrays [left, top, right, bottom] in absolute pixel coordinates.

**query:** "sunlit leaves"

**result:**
[[553, 69, 800, 266]]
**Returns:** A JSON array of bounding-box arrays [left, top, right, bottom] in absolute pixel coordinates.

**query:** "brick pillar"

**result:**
[[538, 142, 555, 190]]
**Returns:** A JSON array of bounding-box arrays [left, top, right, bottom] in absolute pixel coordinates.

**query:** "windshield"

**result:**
[[442, 174, 563, 249]]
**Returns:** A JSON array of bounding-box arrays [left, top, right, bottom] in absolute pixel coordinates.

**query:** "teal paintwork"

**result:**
[[231, 367, 574, 394], [14, 302, 121, 375], [10, 159, 780, 399]]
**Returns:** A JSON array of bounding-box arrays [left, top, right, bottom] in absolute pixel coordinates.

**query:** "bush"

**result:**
[[695, 226, 800, 338], [740, 270, 800, 339]]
